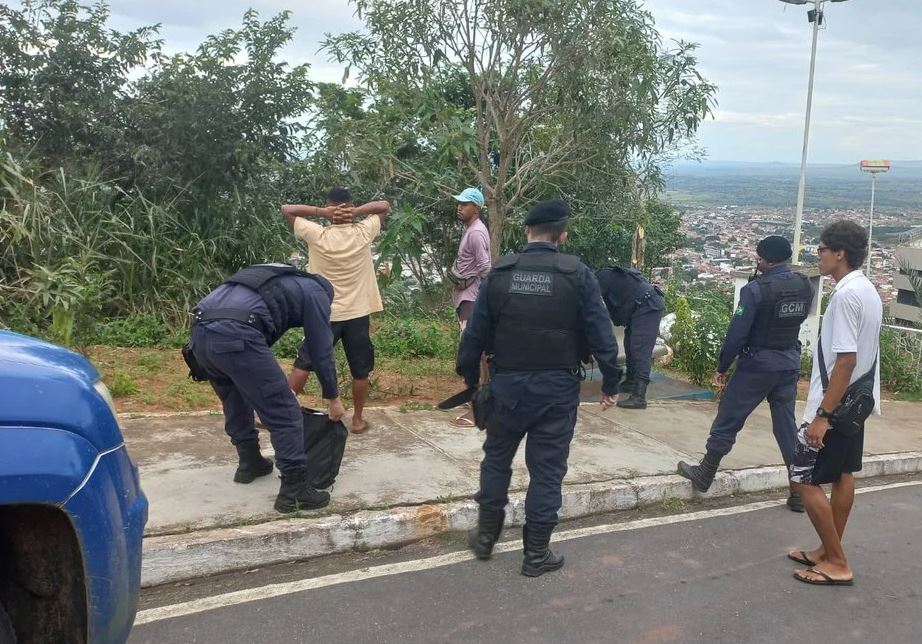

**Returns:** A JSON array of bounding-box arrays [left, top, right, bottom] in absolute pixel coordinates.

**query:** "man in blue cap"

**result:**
[[457, 199, 622, 576], [449, 186, 492, 427], [677, 235, 815, 512]]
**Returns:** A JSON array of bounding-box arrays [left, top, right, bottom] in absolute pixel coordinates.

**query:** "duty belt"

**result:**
[[192, 308, 263, 330]]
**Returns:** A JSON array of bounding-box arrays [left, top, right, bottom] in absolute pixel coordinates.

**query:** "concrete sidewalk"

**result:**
[[125, 398, 922, 585]]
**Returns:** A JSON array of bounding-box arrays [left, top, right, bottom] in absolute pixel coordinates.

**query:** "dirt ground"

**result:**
[[87, 346, 463, 414]]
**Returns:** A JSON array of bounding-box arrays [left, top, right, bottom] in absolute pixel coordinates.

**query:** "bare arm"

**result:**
[[820, 352, 857, 412], [280, 204, 338, 229], [350, 200, 391, 222], [806, 352, 857, 447]]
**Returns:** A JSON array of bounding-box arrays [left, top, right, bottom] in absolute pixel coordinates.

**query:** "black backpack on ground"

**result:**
[[302, 408, 349, 489]]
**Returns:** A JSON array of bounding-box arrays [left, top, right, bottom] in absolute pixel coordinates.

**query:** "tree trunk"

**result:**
[[486, 194, 505, 261]]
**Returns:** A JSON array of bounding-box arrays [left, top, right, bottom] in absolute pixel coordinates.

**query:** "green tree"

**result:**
[[0, 0, 159, 166], [324, 0, 716, 258]]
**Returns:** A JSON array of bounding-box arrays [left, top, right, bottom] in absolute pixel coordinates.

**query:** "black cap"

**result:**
[[524, 199, 570, 225], [326, 186, 352, 204], [756, 235, 792, 262]]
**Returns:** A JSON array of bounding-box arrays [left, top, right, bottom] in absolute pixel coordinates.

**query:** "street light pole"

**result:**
[[867, 172, 876, 275], [790, 0, 822, 266], [860, 159, 892, 277]]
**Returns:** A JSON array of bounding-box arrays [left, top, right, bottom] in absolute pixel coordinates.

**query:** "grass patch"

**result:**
[[108, 371, 140, 397], [659, 496, 688, 513]]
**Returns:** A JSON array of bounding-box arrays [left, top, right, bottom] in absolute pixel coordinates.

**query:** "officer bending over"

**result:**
[[457, 199, 622, 577], [596, 265, 665, 409], [189, 263, 345, 513], [677, 236, 814, 512]]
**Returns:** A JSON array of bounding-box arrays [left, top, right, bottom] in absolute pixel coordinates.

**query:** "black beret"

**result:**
[[524, 199, 570, 225], [756, 235, 792, 262]]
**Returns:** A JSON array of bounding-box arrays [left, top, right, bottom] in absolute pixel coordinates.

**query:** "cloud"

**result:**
[[6, 0, 920, 162]]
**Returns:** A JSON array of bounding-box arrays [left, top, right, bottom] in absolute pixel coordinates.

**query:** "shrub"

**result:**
[[108, 371, 139, 397], [93, 315, 177, 347], [373, 316, 457, 359], [880, 326, 922, 397]]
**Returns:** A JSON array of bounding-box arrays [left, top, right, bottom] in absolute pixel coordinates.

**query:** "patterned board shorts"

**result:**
[[788, 421, 864, 486], [789, 423, 820, 484]]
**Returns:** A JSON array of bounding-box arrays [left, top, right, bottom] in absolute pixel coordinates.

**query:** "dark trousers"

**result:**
[[191, 324, 305, 473], [476, 400, 577, 528], [705, 367, 800, 466], [624, 295, 664, 384]]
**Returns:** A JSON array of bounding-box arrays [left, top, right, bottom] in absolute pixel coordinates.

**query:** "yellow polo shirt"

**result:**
[[293, 217, 384, 322]]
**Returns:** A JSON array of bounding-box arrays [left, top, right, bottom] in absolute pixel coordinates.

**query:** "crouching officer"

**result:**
[[596, 265, 665, 409], [457, 199, 622, 577], [188, 263, 346, 513], [677, 236, 814, 512]]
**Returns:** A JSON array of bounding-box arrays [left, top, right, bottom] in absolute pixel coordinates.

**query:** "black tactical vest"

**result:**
[[747, 271, 813, 351], [596, 266, 647, 326], [487, 251, 584, 371], [223, 264, 324, 345]]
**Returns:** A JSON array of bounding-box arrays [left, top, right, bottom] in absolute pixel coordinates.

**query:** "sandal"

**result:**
[[450, 414, 476, 428], [793, 567, 854, 586], [787, 550, 817, 567]]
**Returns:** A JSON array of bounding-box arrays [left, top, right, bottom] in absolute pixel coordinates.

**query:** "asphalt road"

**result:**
[[131, 481, 922, 644]]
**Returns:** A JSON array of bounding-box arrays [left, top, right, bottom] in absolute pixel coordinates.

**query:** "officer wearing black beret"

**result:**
[[678, 235, 815, 512], [456, 199, 623, 576]]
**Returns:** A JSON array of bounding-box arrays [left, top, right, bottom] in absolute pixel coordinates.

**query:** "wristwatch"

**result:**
[[816, 407, 833, 419]]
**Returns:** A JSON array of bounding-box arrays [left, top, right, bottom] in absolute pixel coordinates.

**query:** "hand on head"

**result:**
[[329, 204, 355, 225]]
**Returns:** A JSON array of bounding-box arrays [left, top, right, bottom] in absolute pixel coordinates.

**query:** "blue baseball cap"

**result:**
[[453, 187, 485, 209]]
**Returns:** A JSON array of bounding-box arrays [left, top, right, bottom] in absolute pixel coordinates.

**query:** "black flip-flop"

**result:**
[[787, 550, 816, 567], [793, 567, 854, 586]]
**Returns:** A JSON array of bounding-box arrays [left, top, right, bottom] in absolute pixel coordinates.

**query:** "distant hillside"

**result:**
[[664, 160, 922, 211]]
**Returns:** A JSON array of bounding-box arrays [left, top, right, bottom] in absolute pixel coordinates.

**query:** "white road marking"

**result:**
[[135, 478, 922, 625]]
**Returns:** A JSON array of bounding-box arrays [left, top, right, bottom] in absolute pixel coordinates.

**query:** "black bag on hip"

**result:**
[[472, 384, 494, 431], [181, 342, 210, 382], [818, 337, 876, 438]]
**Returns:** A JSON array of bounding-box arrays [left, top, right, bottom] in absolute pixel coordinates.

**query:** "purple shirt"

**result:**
[[452, 219, 492, 308]]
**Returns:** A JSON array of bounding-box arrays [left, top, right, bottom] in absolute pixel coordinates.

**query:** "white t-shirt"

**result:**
[[803, 269, 883, 424]]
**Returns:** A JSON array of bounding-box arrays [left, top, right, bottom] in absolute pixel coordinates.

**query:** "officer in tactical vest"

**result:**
[[677, 236, 814, 512], [456, 199, 623, 577], [596, 265, 665, 409], [189, 263, 345, 513]]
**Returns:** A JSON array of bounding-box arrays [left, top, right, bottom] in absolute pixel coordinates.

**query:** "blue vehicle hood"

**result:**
[[0, 330, 100, 381], [0, 330, 122, 450]]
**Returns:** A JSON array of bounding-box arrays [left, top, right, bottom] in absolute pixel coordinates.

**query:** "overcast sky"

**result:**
[[11, 0, 922, 163]]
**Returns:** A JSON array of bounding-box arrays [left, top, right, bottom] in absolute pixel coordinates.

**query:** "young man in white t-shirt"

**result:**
[[788, 220, 882, 587]]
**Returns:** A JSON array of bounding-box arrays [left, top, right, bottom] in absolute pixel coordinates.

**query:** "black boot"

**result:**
[[617, 381, 648, 410], [677, 450, 722, 493], [274, 468, 331, 513], [521, 524, 565, 577], [787, 489, 805, 513], [233, 443, 274, 484], [619, 377, 636, 395], [468, 508, 505, 560]]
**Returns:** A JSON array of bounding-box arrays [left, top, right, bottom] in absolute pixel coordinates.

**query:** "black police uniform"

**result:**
[[706, 265, 813, 459], [189, 264, 339, 512], [596, 266, 665, 407], [457, 201, 622, 576], [678, 263, 813, 496]]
